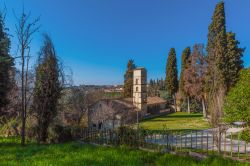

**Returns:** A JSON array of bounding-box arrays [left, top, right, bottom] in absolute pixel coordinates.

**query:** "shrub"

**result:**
[[0, 118, 20, 137], [180, 98, 202, 113], [47, 125, 72, 143], [223, 68, 250, 123], [241, 128, 250, 143], [117, 126, 139, 147]]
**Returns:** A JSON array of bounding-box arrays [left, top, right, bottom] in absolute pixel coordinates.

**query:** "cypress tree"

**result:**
[[179, 47, 191, 98], [33, 34, 63, 143], [206, 1, 228, 126], [123, 59, 136, 98], [225, 32, 244, 91], [206, 1, 227, 92], [0, 13, 14, 111], [165, 48, 178, 97]]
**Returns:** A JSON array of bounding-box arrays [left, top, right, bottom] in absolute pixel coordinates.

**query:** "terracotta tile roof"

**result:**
[[122, 97, 166, 105], [147, 96, 166, 105]]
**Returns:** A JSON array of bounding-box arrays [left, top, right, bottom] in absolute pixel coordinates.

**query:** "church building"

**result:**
[[88, 67, 169, 129]]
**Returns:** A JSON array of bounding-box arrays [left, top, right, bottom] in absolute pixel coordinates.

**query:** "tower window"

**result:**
[[136, 87, 138, 92], [136, 79, 139, 85]]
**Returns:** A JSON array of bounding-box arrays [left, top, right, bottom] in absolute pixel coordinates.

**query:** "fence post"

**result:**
[[185, 133, 187, 148], [154, 133, 156, 144], [244, 141, 247, 160], [245, 142, 247, 160], [90, 128, 92, 141], [230, 132, 233, 157], [172, 132, 174, 151], [224, 131, 226, 156], [101, 130, 104, 144], [180, 132, 182, 151], [196, 130, 198, 148], [207, 132, 209, 154], [201, 131, 203, 150], [150, 133, 152, 146], [175, 133, 178, 151], [166, 132, 169, 149], [238, 132, 240, 159], [212, 131, 215, 151], [191, 131, 193, 149]]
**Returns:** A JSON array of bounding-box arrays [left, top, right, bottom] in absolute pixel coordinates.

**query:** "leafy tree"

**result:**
[[165, 48, 178, 97], [33, 34, 64, 143], [123, 59, 136, 98], [0, 12, 14, 113], [223, 68, 250, 123], [179, 47, 191, 99], [224, 32, 244, 91]]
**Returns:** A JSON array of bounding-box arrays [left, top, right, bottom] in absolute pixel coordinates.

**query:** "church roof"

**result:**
[[122, 96, 166, 105], [147, 96, 166, 105]]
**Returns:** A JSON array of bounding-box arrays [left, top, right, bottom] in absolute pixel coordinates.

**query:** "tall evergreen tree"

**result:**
[[0, 13, 14, 112], [165, 48, 178, 97], [225, 32, 244, 91], [123, 59, 136, 98], [206, 1, 227, 91], [33, 34, 63, 143], [179, 47, 191, 98], [206, 1, 228, 127]]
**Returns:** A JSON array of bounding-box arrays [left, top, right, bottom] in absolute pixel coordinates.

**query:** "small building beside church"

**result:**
[[87, 67, 169, 130], [88, 97, 168, 130], [88, 99, 137, 129]]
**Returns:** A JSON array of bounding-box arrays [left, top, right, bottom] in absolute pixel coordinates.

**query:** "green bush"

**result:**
[[180, 98, 202, 113], [47, 125, 72, 143], [223, 68, 250, 123], [117, 126, 139, 147], [241, 128, 250, 143], [0, 118, 20, 137]]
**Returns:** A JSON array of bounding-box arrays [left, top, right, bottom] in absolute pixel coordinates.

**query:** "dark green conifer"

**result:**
[[225, 32, 244, 91], [179, 47, 191, 98], [206, 1, 227, 92], [123, 59, 136, 98], [0, 13, 14, 111], [165, 48, 178, 97], [33, 34, 63, 143]]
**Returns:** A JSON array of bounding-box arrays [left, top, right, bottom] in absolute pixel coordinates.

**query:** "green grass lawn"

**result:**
[[140, 112, 210, 132], [0, 137, 249, 166]]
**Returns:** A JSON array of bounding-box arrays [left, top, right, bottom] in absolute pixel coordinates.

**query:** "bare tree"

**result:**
[[15, 9, 40, 145], [183, 44, 207, 116]]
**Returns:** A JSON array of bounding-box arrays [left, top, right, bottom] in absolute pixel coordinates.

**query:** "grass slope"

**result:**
[[0, 137, 248, 166], [140, 112, 210, 131]]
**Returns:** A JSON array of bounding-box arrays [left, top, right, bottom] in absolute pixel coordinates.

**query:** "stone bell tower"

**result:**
[[133, 68, 147, 114]]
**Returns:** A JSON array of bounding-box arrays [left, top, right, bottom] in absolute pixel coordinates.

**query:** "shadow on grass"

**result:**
[[143, 129, 206, 134], [166, 114, 203, 118], [142, 114, 203, 122]]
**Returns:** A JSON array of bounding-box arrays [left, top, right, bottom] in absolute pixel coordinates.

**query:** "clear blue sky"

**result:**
[[4, 0, 250, 85]]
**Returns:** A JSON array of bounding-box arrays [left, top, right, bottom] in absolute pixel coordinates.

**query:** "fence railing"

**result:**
[[81, 127, 250, 161]]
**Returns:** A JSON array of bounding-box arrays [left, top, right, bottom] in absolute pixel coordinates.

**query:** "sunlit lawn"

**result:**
[[0, 137, 249, 166], [140, 112, 210, 132]]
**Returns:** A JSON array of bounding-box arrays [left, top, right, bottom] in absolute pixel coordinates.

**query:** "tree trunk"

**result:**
[[187, 96, 190, 114], [173, 94, 177, 112], [202, 98, 206, 118], [21, 48, 26, 146]]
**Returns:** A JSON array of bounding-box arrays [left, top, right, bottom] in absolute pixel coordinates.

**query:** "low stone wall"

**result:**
[[143, 109, 174, 120]]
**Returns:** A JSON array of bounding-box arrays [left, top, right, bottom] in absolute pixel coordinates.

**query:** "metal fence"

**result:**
[[81, 127, 250, 161]]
